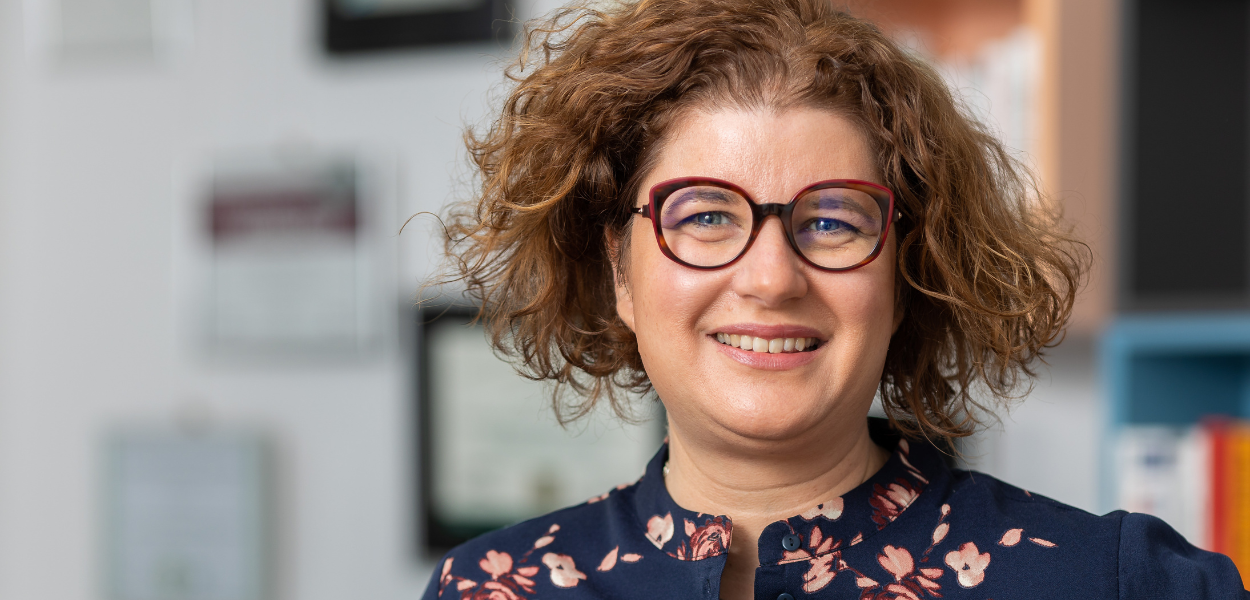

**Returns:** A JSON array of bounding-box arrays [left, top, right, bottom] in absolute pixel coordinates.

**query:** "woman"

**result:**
[[423, 1, 1246, 598]]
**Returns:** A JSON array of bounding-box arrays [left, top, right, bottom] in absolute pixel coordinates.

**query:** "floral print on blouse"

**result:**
[[422, 422, 1247, 599]]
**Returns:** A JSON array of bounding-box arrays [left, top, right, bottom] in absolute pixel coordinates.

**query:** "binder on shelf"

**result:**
[[1114, 420, 1250, 585], [1220, 422, 1250, 578]]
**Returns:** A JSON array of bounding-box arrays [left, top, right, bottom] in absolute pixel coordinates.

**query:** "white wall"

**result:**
[[0, 0, 564, 598], [961, 339, 1102, 514]]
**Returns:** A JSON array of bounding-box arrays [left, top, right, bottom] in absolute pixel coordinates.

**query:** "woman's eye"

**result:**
[[688, 212, 729, 226], [805, 218, 853, 233]]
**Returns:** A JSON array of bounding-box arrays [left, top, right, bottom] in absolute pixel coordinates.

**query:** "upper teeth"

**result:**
[[714, 333, 818, 353]]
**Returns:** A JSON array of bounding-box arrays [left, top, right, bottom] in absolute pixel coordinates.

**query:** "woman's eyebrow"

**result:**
[[802, 194, 877, 219], [668, 188, 739, 206]]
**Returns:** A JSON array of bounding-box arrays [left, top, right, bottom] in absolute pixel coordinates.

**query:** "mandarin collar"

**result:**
[[628, 421, 948, 566]]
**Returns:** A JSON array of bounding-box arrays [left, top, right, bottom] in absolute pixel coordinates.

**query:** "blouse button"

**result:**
[[777, 594, 795, 600], [781, 534, 801, 551]]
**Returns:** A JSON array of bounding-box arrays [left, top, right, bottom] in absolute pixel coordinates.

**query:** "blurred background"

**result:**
[[0, 0, 1246, 597]]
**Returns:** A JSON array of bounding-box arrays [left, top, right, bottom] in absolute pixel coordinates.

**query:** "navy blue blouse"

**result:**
[[422, 425, 1247, 599]]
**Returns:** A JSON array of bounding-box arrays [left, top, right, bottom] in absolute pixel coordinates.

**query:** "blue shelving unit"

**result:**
[[1100, 314, 1250, 510]]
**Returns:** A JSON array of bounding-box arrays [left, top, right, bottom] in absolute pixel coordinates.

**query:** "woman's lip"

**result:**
[[711, 324, 825, 341], [711, 337, 821, 370]]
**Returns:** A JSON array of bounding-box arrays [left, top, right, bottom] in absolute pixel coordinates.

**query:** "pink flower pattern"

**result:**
[[542, 552, 586, 588], [439, 546, 541, 600], [849, 504, 953, 600], [645, 513, 674, 549], [945, 541, 990, 588], [435, 437, 1064, 599], [671, 515, 731, 560], [438, 523, 617, 599], [870, 479, 923, 528], [801, 498, 845, 521]]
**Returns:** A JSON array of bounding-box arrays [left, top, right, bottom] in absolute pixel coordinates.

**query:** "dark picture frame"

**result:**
[[414, 303, 490, 555], [323, 0, 512, 54], [412, 302, 665, 558]]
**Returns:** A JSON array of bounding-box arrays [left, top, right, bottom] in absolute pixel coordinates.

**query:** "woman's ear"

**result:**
[[607, 227, 637, 332]]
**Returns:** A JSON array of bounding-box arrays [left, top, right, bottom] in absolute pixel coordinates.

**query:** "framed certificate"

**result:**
[[204, 155, 380, 356], [414, 303, 665, 556], [103, 432, 269, 600], [323, 0, 512, 54]]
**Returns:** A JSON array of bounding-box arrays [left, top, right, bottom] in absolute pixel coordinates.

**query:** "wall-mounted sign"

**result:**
[[104, 432, 269, 600], [205, 155, 380, 356]]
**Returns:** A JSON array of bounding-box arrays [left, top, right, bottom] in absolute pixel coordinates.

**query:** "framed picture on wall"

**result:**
[[204, 155, 382, 356], [104, 431, 269, 600], [413, 302, 665, 557], [323, 0, 512, 54]]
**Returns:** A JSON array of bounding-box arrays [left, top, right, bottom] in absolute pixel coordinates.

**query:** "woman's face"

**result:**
[[615, 107, 900, 449]]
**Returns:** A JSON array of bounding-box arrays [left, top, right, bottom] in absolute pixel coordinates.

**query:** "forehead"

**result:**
[[644, 107, 880, 202]]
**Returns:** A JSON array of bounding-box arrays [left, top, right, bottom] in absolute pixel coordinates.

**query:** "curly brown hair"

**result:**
[[438, 0, 1089, 443]]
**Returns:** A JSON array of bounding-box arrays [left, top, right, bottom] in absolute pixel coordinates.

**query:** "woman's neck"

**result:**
[[663, 421, 889, 600]]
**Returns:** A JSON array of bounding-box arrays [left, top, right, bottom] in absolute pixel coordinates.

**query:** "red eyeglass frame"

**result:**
[[631, 176, 899, 272]]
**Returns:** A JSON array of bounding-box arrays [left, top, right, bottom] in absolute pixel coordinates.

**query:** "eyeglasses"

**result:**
[[632, 177, 897, 271]]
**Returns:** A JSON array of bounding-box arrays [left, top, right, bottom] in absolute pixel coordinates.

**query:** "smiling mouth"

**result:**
[[714, 333, 821, 354]]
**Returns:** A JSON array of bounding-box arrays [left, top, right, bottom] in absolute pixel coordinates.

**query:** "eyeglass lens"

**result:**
[[657, 185, 885, 269]]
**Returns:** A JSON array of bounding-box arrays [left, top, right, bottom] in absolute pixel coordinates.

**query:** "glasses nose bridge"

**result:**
[[754, 202, 790, 231], [753, 201, 795, 240], [746, 202, 799, 259]]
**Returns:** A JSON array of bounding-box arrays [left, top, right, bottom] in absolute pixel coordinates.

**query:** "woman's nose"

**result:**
[[730, 216, 808, 306]]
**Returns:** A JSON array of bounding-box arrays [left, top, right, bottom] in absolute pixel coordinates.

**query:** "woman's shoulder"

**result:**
[[446, 487, 623, 554], [422, 482, 646, 600], [1115, 511, 1248, 598], [945, 468, 1114, 530], [944, 468, 1248, 598]]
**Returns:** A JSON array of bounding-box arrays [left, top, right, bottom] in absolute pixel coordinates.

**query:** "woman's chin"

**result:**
[[654, 366, 878, 450], [699, 402, 835, 446]]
